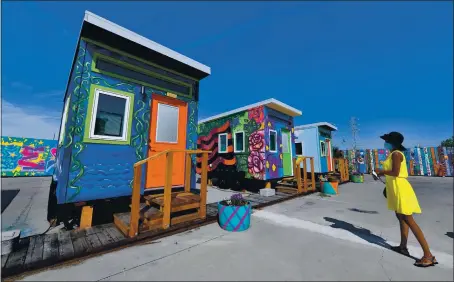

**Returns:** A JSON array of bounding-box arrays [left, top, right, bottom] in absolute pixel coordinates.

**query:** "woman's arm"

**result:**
[[376, 152, 402, 177]]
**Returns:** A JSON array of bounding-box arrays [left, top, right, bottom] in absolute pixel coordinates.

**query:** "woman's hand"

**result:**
[[375, 169, 384, 176]]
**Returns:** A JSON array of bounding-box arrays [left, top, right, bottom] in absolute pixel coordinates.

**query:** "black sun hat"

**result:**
[[380, 132, 406, 151]]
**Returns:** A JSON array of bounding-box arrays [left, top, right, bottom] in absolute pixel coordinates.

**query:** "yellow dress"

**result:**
[[383, 150, 421, 215]]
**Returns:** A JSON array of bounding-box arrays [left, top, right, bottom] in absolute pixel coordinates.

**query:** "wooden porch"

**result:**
[[276, 157, 317, 195]]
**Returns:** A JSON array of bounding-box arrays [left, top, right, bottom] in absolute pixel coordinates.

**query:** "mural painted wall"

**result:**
[[54, 39, 200, 204], [343, 146, 453, 177], [1, 136, 57, 177], [197, 106, 295, 181]]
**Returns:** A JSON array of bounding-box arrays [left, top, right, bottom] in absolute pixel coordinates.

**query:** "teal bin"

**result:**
[[217, 202, 251, 232]]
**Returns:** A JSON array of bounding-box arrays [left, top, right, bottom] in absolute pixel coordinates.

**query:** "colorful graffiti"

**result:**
[[1, 136, 58, 177], [344, 146, 453, 177]]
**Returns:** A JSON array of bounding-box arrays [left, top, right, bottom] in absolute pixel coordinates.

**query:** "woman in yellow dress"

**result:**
[[376, 132, 437, 267]]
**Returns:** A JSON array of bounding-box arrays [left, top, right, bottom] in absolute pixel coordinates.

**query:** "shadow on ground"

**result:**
[[324, 217, 418, 260], [348, 208, 379, 214], [446, 232, 453, 239], [1, 189, 20, 213]]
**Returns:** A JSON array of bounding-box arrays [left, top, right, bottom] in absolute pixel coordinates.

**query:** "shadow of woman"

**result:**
[[324, 217, 418, 260]]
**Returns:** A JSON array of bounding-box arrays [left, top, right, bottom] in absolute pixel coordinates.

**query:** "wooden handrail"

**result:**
[[294, 156, 315, 193], [128, 149, 211, 238], [134, 149, 211, 167]]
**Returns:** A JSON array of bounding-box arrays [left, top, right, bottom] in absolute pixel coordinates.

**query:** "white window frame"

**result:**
[[155, 102, 179, 144], [233, 131, 245, 153], [218, 133, 228, 153], [58, 96, 70, 146], [88, 89, 131, 142], [320, 140, 327, 157], [269, 130, 278, 153]]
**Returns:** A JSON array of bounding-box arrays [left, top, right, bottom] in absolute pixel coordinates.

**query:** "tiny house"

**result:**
[[196, 99, 302, 190], [49, 11, 211, 226], [294, 122, 338, 176]]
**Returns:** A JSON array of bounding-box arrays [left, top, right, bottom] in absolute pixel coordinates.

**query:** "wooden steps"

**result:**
[[114, 192, 202, 237], [275, 186, 299, 194]]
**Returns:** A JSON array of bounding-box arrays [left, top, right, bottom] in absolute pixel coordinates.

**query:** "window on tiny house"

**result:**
[[156, 103, 179, 143], [89, 89, 131, 141], [234, 131, 245, 153], [295, 142, 303, 155], [320, 141, 327, 156], [218, 133, 228, 153], [269, 130, 277, 152]]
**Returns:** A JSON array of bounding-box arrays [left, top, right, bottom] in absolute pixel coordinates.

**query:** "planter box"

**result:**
[[321, 181, 338, 195], [350, 174, 364, 183], [218, 202, 251, 232]]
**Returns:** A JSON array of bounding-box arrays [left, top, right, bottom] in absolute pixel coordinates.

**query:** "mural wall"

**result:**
[[343, 146, 453, 177], [1, 136, 57, 177], [196, 106, 295, 181]]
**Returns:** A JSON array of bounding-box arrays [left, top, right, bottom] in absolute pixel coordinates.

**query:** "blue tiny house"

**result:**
[[293, 122, 338, 176], [48, 11, 211, 226]]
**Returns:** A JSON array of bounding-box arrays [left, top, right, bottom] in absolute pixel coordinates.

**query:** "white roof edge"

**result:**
[[84, 11, 211, 75], [294, 122, 338, 131], [198, 98, 302, 124]]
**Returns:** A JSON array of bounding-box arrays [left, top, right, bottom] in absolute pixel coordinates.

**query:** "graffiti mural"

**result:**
[[197, 105, 295, 182], [343, 146, 453, 177], [1, 136, 58, 177]]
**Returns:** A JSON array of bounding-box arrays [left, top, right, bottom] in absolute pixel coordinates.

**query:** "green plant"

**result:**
[[441, 137, 454, 148]]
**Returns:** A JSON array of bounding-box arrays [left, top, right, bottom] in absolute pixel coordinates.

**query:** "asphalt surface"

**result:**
[[13, 175, 453, 281]]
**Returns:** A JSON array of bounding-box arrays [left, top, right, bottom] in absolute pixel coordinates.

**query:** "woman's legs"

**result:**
[[400, 213, 433, 257], [395, 213, 409, 248]]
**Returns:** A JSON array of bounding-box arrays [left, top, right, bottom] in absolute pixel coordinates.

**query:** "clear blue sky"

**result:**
[[2, 1, 453, 149]]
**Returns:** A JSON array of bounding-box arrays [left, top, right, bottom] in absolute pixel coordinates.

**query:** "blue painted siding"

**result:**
[[294, 127, 320, 173], [56, 40, 199, 204]]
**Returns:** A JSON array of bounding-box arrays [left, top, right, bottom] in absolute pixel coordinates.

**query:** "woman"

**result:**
[[376, 132, 437, 267]]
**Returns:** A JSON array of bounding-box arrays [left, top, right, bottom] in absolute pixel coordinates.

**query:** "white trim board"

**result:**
[[83, 11, 211, 75], [198, 98, 302, 124], [294, 122, 338, 131]]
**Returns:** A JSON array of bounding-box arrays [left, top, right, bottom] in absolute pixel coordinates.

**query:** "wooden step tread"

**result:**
[[148, 194, 201, 207], [275, 186, 299, 194]]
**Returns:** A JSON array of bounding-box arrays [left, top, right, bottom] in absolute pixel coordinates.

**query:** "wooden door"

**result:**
[[281, 129, 293, 176], [146, 94, 187, 189]]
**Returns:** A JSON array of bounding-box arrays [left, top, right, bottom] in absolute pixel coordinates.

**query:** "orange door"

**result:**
[[326, 139, 333, 171], [146, 94, 188, 189]]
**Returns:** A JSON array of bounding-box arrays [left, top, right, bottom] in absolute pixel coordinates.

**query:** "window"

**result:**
[[84, 86, 134, 145], [218, 133, 228, 153], [234, 131, 245, 153], [320, 141, 327, 156], [282, 131, 290, 153], [269, 130, 277, 152], [295, 142, 303, 155], [156, 103, 179, 143], [58, 96, 70, 146]]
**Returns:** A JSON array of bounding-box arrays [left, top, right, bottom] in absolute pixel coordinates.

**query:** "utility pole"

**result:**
[[350, 117, 359, 151]]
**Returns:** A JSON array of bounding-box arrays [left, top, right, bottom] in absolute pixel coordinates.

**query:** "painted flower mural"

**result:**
[[247, 130, 265, 180], [248, 106, 264, 124]]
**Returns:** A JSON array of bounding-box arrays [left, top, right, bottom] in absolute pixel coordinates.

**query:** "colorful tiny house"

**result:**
[[196, 99, 302, 191], [49, 11, 211, 227], [293, 122, 338, 176]]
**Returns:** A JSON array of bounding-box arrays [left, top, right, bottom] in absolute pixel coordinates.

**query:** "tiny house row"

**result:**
[[49, 11, 340, 230]]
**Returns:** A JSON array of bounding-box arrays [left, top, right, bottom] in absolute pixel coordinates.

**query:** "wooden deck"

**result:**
[[1, 190, 311, 279]]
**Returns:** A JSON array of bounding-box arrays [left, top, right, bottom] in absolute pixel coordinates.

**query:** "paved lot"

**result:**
[[1, 177, 55, 237], [15, 175, 453, 281]]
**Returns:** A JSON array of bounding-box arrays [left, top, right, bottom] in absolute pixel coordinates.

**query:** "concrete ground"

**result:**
[[0, 176, 239, 238], [16, 175, 453, 281], [1, 177, 58, 238]]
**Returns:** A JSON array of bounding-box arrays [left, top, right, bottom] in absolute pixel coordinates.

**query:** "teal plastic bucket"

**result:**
[[217, 202, 251, 232]]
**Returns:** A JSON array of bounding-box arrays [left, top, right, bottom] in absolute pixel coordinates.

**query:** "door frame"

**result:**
[[281, 128, 293, 176]]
